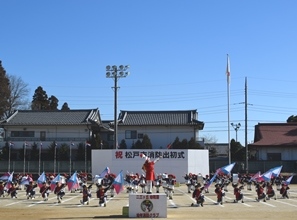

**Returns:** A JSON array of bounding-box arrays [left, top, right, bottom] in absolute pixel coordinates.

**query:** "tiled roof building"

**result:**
[[248, 123, 297, 160]]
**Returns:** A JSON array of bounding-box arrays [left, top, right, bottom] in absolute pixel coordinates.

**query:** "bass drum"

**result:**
[[232, 173, 239, 184], [197, 174, 204, 185]]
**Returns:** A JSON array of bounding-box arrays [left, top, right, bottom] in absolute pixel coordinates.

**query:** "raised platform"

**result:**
[[128, 193, 167, 218]]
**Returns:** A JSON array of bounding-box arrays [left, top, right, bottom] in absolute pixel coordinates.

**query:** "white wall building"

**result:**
[[113, 110, 205, 149], [0, 109, 101, 149]]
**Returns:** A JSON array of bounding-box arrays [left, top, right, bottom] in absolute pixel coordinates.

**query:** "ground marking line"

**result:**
[[244, 196, 276, 207]]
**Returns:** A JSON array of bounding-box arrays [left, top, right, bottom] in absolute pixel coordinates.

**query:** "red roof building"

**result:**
[[248, 123, 297, 160]]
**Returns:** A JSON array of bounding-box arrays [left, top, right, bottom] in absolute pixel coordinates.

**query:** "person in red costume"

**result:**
[[140, 153, 161, 194]]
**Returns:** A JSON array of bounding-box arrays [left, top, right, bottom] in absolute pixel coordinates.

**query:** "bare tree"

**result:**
[[4, 74, 30, 118], [201, 134, 218, 157]]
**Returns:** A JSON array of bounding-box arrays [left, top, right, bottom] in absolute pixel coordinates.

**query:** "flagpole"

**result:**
[[226, 54, 231, 164]]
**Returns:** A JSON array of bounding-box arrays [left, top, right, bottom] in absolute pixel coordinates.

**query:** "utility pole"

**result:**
[[238, 77, 251, 173]]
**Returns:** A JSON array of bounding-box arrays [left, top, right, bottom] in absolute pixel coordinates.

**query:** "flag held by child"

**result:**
[[113, 170, 124, 194], [37, 172, 47, 188]]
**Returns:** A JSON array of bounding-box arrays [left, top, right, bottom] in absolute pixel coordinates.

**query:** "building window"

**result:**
[[267, 153, 281, 161], [11, 131, 35, 137], [125, 130, 137, 139], [138, 133, 144, 139], [40, 131, 46, 141]]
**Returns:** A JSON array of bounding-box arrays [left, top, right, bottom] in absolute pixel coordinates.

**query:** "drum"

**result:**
[[167, 184, 174, 191], [140, 179, 146, 186], [197, 174, 204, 185], [93, 175, 103, 184], [232, 174, 239, 184]]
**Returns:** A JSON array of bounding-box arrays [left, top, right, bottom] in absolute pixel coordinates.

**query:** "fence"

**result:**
[[0, 160, 91, 175]]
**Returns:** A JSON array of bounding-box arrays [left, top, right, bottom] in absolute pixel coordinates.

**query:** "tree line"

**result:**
[[0, 60, 70, 121]]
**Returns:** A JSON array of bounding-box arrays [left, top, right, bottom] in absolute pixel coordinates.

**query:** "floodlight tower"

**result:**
[[106, 65, 130, 149], [231, 122, 241, 142]]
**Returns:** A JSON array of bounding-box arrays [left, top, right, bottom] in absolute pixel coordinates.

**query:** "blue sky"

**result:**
[[1, 0, 297, 145]]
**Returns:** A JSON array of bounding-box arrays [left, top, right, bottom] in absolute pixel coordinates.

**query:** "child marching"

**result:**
[[96, 183, 111, 207], [214, 183, 225, 205], [54, 182, 66, 203], [26, 181, 37, 199], [80, 184, 92, 205], [232, 183, 244, 203], [40, 181, 51, 201], [191, 183, 205, 207]]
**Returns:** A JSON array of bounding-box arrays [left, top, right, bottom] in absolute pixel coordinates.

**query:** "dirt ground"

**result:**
[[1, 184, 296, 220]]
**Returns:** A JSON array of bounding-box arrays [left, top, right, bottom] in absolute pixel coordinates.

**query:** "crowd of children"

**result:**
[[0, 170, 294, 208]]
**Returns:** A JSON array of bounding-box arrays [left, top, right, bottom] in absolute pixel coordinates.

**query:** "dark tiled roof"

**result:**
[[118, 110, 204, 128], [249, 123, 297, 146], [2, 109, 101, 126]]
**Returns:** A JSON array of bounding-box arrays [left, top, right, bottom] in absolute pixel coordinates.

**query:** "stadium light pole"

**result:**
[[106, 65, 130, 149], [231, 123, 241, 142]]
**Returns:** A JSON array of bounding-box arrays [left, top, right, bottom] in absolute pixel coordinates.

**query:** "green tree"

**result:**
[[76, 142, 85, 160], [142, 134, 152, 149], [0, 60, 10, 119], [48, 95, 59, 110], [0, 142, 9, 160], [130, 135, 153, 149], [30, 142, 39, 160], [75, 142, 92, 160], [171, 137, 181, 149], [133, 140, 142, 149], [287, 115, 297, 122], [45, 141, 58, 160], [230, 139, 246, 161], [119, 139, 127, 149], [180, 138, 188, 149], [90, 133, 103, 149], [61, 102, 70, 111], [58, 143, 70, 160], [31, 86, 50, 110], [188, 137, 203, 149]]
